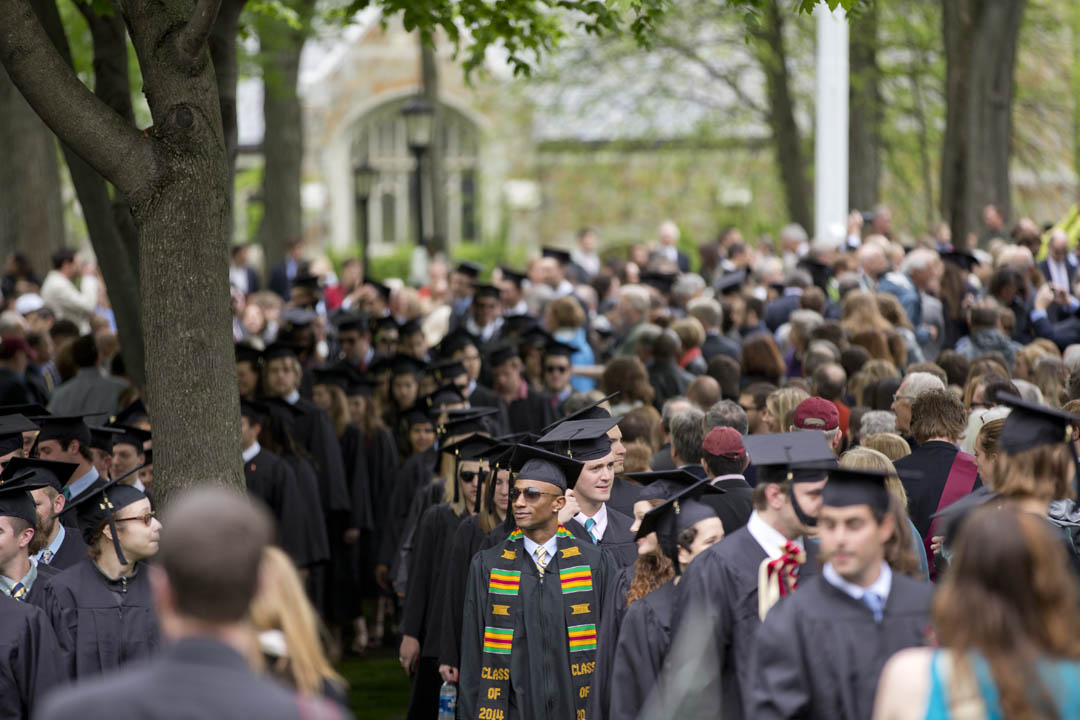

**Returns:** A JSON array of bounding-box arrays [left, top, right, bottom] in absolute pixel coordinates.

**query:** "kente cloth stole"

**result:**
[[477, 525, 598, 720], [757, 540, 806, 621]]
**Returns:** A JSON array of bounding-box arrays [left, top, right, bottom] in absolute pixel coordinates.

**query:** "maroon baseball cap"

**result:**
[[703, 426, 746, 460], [0, 335, 34, 361], [792, 397, 839, 431]]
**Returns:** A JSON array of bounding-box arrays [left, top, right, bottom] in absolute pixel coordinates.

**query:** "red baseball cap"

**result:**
[[0, 335, 34, 361], [792, 397, 839, 431], [703, 426, 746, 460]]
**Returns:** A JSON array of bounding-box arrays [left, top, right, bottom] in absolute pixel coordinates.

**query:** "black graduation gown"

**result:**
[[0, 593, 64, 720], [284, 397, 352, 517], [279, 453, 332, 612], [894, 441, 981, 539], [609, 581, 678, 720], [244, 448, 329, 569], [459, 535, 618, 720], [704, 476, 755, 534], [606, 476, 641, 518], [467, 384, 512, 436], [37, 558, 161, 680], [393, 480, 447, 595], [506, 387, 558, 435], [749, 573, 933, 720], [668, 526, 821, 720], [43, 528, 88, 571], [359, 426, 399, 597], [378, 448, 437, 568], [437, 515, 486, 670], [591, 564, 635, 720], [567, 506, 639, 567]]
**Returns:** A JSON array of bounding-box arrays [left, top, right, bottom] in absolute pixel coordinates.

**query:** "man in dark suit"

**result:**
[[764, 270, 812, 332], [1038, 228, 1077, 292], [228, 245, 260, 296], [651, 220, 690, 273], [268, 239, 304, 300], [689, 297, 740, 361], [700, 426, 755, 533], [37, 488, 347, 720]]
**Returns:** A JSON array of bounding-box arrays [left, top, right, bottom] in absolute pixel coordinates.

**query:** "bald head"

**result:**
[[857, 243, 888, 279], [1049, 229, 1070, 263], [158, 488, 273, 623]]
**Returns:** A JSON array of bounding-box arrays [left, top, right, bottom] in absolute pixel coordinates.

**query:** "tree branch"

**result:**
[[176, 0, 222, 65], [0, 0, 156, 198]]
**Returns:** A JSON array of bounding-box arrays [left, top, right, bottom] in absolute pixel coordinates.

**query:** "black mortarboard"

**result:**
[[626, 468, 712, 502], [519, 327, 553, 349], [510, 444, 583, 491], [500, 315, 539, 337], [142, 447, 153, 465], [364, 276, 392, 301], [372, 316, 399, 335], [111, 398, 149, 427], [473, 284, 501, 300], [997, 393, 1079, 455], [741, 432, 836, 484], [0, 414, 37, 456], [544, 339, 578, 359], [334, 312, 371, 334], [66, 473, 147, 565], [402, 405, 436, 427], [88, 425, 123, 453], [439, 407, 499, 438], [714, 269, 748, 295], [641, 271, 678, 294], [486, 340, 521, 368], [0, 456, 78, 493], [435, 328, 479, 357], [420, 384, 467, 410], [455, 262, 482, 279], [345, 375, 375, 398], [283, 308, 318, 328], [636, 478, 721, 572], [111, 425, 151, 451], [387, 353, 427, 377], [291, 273, 322, 292], [34, 415, 91, 448], [541, 392, 620, 433], [0, 473, 47, 526], [441, 434, 500, 461], [240, 398, 270, 423], [824, 467, 891, 513], [262, 342, 299, 363], [398, 318, 423, 336], [0, 404, 48, 418], [536, 418, 617, 461], [500, 267, 527, 287], [542, 247, 572, 265], [235, 343, 263, 366], [312, 366, 351, 391], [429, 359, 468, 383], [940, 250, 979, 272]]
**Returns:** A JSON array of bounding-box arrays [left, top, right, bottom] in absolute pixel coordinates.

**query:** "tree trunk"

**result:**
[[941, 0, 1026, 250], [848, 2, 881, 213], [256, 6, 306, 270], [752, 0, 813, 233], [421, 40, 448, 254], [209, 0, 247, 231], [31, 0, 146, 389], [0, 60, 65, 278]]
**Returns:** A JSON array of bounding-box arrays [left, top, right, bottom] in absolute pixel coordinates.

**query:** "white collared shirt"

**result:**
[[522, 533, 559, 572], [823, 561, 892, 603], [574, 503, 608, 542], [746, 510, 804, 560], [242, 441, 261, 464]]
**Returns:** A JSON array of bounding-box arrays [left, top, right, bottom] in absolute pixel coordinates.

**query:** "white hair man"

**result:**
[[890, 372, 945, 437]]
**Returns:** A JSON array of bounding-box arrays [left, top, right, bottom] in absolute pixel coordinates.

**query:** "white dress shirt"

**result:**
[[522, 533, 560, 572], [746, 510, 803, 559], [822, 560, 892, 603], [242, 441, 261, 464], [574, 503, 608, 542]]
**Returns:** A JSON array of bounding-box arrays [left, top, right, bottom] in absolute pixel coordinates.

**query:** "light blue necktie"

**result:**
[[862, 591, 885, 622], [584, 518, 598, 544]]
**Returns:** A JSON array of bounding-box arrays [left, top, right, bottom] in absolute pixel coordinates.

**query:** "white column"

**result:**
[[814, 3, 849, 245]]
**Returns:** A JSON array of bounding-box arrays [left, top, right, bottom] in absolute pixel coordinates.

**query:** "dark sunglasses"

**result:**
[[459, 470, 487, 484], [509, 487, 561, 503], [544, 365, 569, 374], [114, 510, 156, 527]]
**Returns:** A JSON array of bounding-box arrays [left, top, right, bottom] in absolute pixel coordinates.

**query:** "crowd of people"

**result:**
[[4, 205, 1080, 719]]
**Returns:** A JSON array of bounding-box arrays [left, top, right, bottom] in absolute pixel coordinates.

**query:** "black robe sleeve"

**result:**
[[0, 595, 64, 720], [436, 517, 483, 669], [590, 564, 634, 720], [341, 426, 375, 532], [458, 551, 488, 720], [608, 583, 676, 720], [295, 401, 352, 516]]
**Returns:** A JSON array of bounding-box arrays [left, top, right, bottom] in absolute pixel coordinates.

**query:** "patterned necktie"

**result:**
[[862, 591, 885, 622], [584, 518, 599, 544], [10, 583, 27, 602], [40, 549, 54, 565], [535, 547, 549, 578]]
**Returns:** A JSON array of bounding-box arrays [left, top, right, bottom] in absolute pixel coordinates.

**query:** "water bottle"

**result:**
[[438, 680, 457, 719]]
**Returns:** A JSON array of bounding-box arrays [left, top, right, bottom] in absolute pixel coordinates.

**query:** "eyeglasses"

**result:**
[[459, 470, 487, 484], [114, 511, 156, 527], [892, 395, 912, 404], [544, 365, 570, 374], [509, 487, 562, 503]]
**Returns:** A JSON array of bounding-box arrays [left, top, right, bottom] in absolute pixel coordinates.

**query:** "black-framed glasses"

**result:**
[[509, 487, 562, 503], [459, 470, 486, 484], [544, 365, 570, 374], [114, 511, 156, 527]]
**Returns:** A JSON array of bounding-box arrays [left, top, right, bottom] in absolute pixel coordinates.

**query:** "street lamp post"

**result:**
[[401, 95, 435, 246], [353, 160, 376, 267]]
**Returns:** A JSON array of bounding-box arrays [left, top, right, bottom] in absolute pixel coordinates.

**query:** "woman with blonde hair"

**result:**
[[840, 447, 927, 579], [252, 546, 347, 703], [842, 290, 892, 336], [1013, 342, 1051, 381], [763, 386, 809, 434], [860, 433, 912, 463]]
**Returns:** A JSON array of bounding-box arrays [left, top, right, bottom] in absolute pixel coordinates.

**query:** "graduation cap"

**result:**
[[0, 456, 78, 494], [401, 405, 436, 428], [282, 307, 318, 327], [541, 392, 620, 433], [472, 284, 501, 301], [0, 414, 37, 456], [86, 425, 120, 454], [641, 271, 678, 294], [542, 247, 572, 265], [345, 374, 376, 398], [823, 467, 891, 514], [364, 276, 392, 302], [441, 434, 500, 461], [536, 417, 617, 461], [519, 327, 554, 349], [387, 353, 427, 377], [398, 318, 423, 337], [0, 473, 48, 527], [111, 425, 151, 451], [235, 343, 263, 366], [500, 315, 539, 338], [33, 415, 92, 448], [429, 359, 468, 383], [371, 315, 399, 335], [626, 467, 717, 502], [635, 477, 721, 573], [111, 398, 149, 428], [439, 407, 499, 438], [0, 404, 49, 418], [291, 272, 322, 292], [435, 328, 479, 357], [240, 398, 270, 423], [486, 340, 521, 368], [714, 269, 748, 295], [333, 312, 371, 334], [66, 469, 148, 566], [420, 384, 466, 410], [455, 262, 483, 279], [312, 366, 352, 391], [543, 339, 578, 359], [996, 393, 1079, 456], [510, 444, 583, 491], [940, 250, 980, 273], [742, 431, 837, 527], [500, 266, 527, 287]]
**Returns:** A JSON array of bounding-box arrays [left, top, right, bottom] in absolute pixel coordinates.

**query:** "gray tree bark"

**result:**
[[941, 0, 1026, 250], [848, 3, 881, 213], [1, 0, 244, 507], [0, 60, 65, 278], [255, 4, 307, 270]]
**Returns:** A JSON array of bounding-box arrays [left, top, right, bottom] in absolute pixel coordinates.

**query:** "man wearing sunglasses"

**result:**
[[459, 443, 617, 720], [542, 340, 577, 415]]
